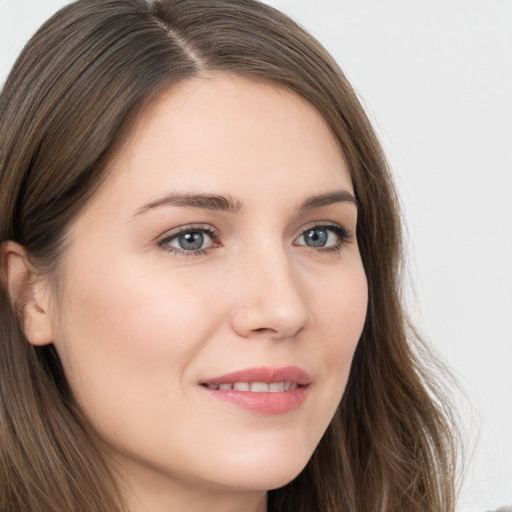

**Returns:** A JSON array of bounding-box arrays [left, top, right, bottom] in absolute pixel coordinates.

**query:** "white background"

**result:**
[[1, 1, 511, 510]]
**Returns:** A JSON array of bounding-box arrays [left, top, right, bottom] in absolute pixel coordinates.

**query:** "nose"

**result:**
[[230, 247, 309, 340]]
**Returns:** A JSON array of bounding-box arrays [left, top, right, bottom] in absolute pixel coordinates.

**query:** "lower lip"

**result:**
[[201, 386, 309, 415]]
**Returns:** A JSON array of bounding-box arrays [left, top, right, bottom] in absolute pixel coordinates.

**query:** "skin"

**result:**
[[7, 74, 368, 512]]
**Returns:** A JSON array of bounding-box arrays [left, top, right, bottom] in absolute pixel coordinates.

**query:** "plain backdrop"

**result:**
[[1, 1, 511, 510]]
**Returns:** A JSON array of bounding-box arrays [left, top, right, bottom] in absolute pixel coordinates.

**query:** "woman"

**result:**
[[0, 1, 458, 511]]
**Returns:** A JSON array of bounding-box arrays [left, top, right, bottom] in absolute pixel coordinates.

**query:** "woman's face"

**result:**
[[45, 75, 367, 508]]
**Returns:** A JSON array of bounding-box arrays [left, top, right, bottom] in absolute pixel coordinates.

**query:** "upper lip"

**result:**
[[200, 366, 311, 386]]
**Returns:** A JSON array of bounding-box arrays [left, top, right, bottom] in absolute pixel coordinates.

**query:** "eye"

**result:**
[[171, 231, 212, 251], [158, 225, 218, 255], [294, 224, 349, 251]]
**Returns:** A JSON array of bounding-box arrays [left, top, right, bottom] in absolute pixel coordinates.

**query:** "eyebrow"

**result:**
[[133, 192, 243, 217], [132, 188, 357, 218], [298, 190, 358, 211]]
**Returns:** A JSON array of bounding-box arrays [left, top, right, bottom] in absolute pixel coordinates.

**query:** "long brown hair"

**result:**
[[0, 1, 458, 511]]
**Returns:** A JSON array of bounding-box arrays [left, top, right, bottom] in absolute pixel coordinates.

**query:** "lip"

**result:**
[[201, 366, 311, 386], [200, 366, 311, 415]]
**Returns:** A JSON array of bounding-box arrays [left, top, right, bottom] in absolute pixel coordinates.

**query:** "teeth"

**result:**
[[205, 381, 299, 392], [250, 382, 268, 392]]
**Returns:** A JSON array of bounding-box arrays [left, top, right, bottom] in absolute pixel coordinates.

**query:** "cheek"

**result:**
[[316, 266, 367, 402], [300, 259, 368, 424], [312, 261, 368, 353], [52, 260, 219, 424]]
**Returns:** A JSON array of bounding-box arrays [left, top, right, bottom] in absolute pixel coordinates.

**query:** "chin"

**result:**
[[215, 465, 305, 493], [208, 443, 312, 492]]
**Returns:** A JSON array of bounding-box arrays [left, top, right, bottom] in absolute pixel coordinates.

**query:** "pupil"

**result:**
[[305, 228, 327, 247], [179, 232, 204, 250]]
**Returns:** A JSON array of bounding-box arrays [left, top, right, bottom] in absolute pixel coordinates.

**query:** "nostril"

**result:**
[[231, 299, 307, 339], [252, 327, 277, 335]]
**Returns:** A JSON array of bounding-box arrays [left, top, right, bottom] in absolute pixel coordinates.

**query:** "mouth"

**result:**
[[202, 381, 301, 392], [199, 366, 310, 415]]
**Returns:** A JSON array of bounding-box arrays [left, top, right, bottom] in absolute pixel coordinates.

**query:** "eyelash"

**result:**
[[297, 223, 352, 255], [157, 224, 220, 257], [157, 223, 352, 257]]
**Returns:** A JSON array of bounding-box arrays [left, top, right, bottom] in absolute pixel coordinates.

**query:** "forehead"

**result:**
[[86, 73, 352, 217]]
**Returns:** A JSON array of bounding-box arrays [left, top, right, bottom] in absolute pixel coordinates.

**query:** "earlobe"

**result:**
[[1, 241, 55, 346]]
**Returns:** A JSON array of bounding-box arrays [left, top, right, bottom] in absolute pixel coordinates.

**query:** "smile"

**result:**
[[203, 381, 300, 392], [200, 366, 310, 415]]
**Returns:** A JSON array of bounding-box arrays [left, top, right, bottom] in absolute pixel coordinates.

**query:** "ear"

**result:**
[[1, 241, 55, 346]]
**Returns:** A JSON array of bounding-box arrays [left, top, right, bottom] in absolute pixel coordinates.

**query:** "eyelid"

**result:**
[[295, 221, 352, 238], [294, 221, 353, 250], [157, 223, 219, 240], [155, 221, 353, 257], [157, 223, 221, 255]]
